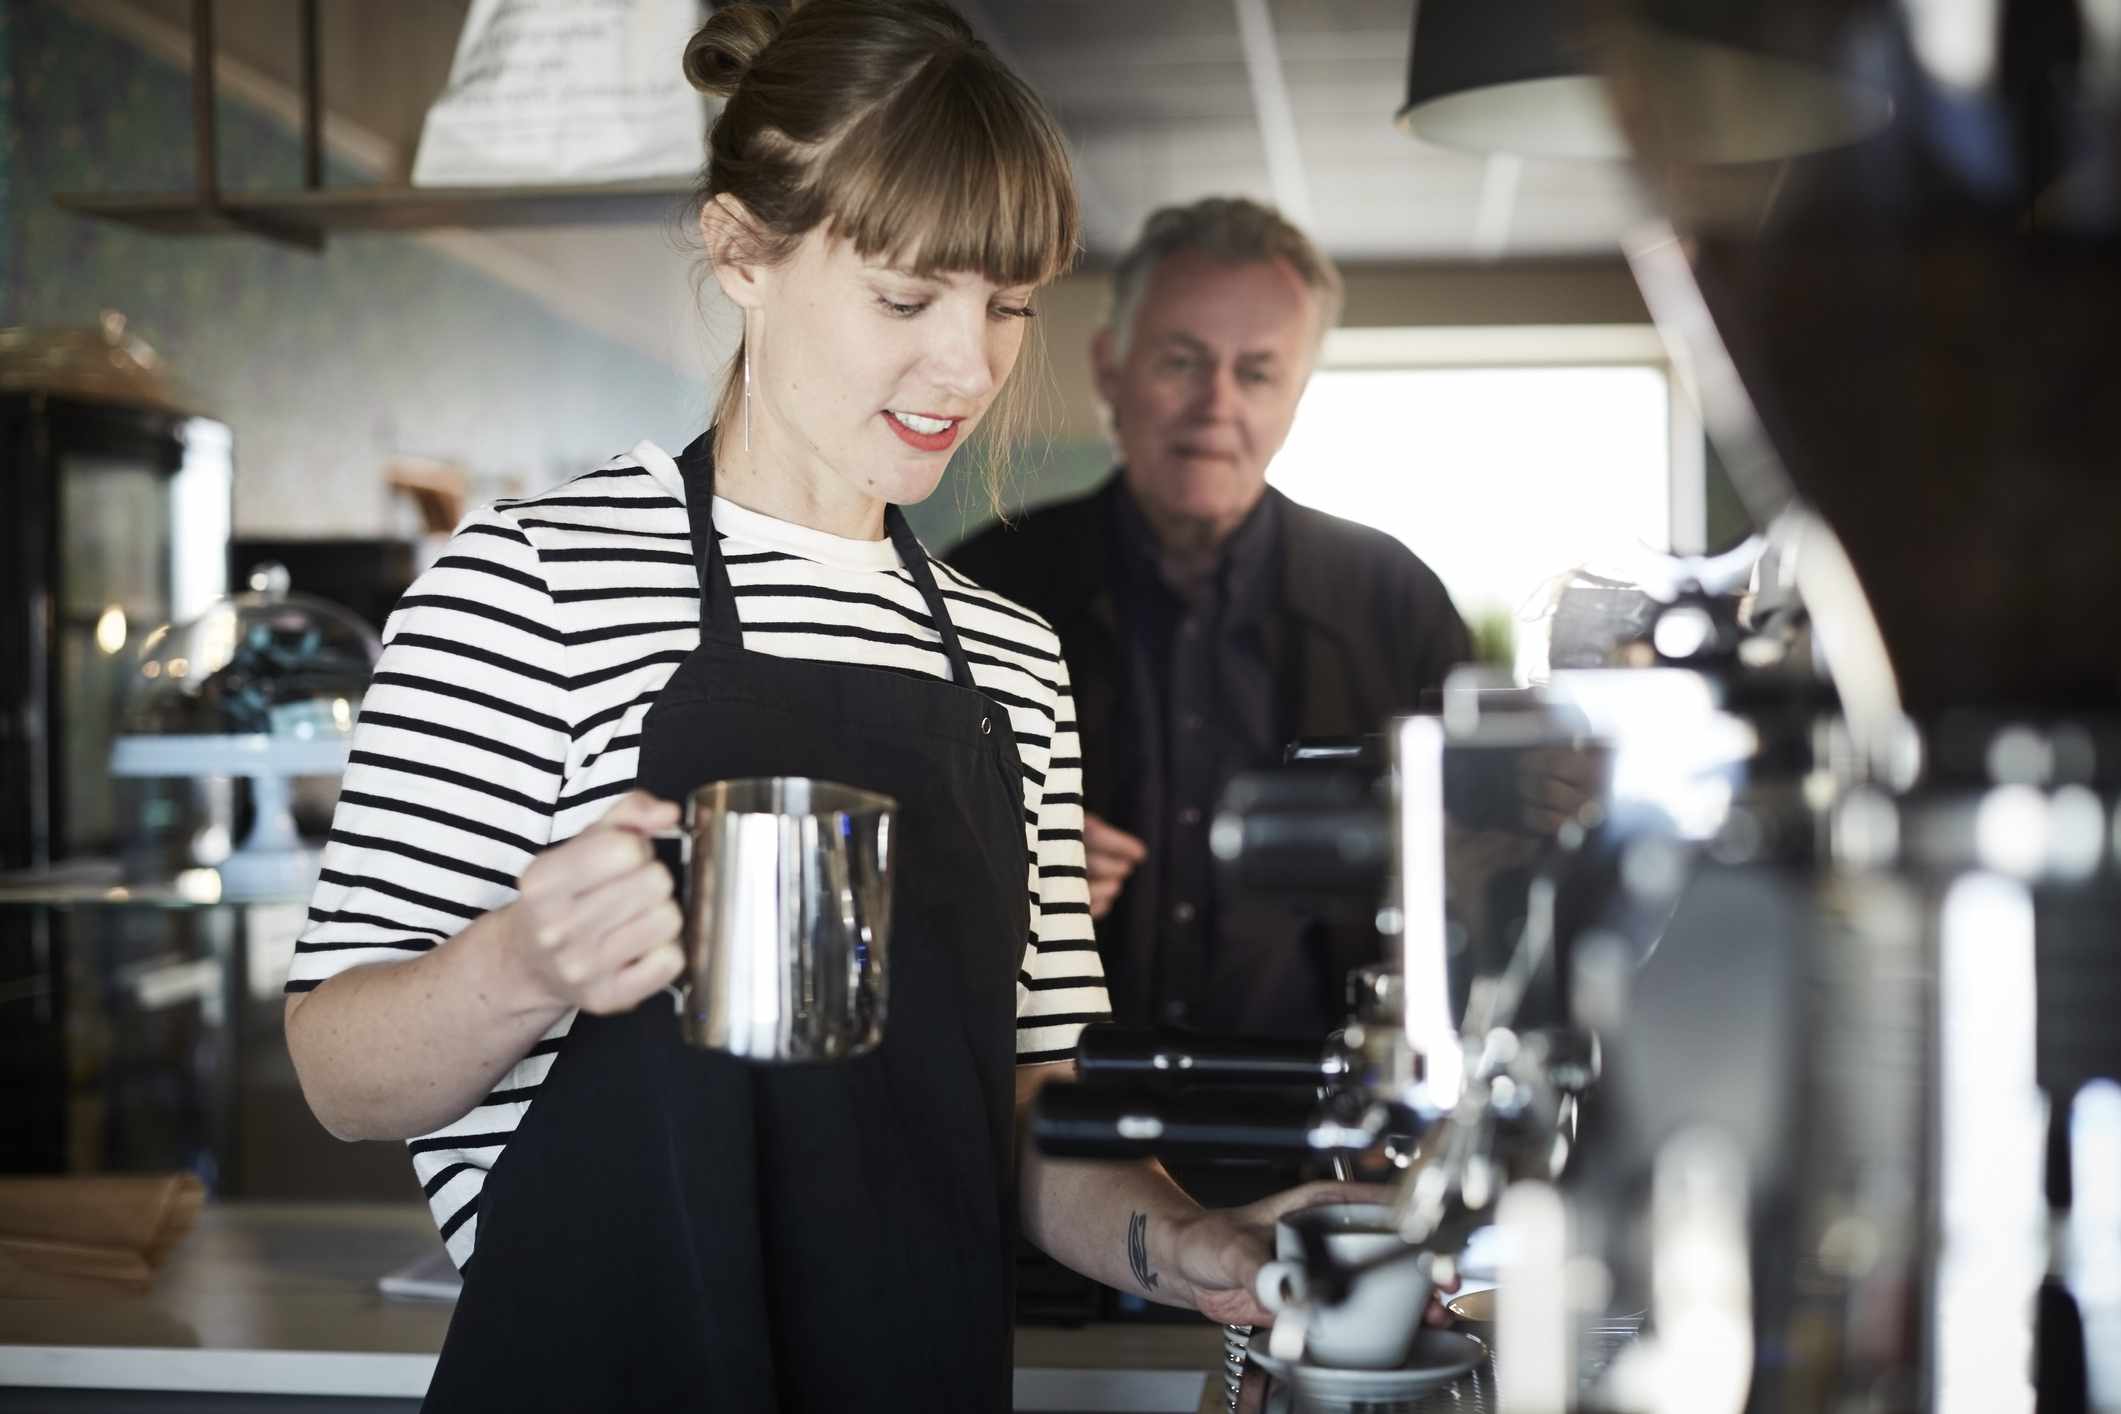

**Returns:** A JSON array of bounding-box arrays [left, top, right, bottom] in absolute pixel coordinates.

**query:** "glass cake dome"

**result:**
[[110, 564, 382, 899]]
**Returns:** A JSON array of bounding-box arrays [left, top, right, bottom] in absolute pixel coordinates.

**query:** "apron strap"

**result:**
[[675, 431, 978, 690], [888, 507, 978, 691], [676, 431, 745, 647]]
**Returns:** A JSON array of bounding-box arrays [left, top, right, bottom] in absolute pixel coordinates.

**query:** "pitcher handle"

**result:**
[[646, 814, 692, 1010]]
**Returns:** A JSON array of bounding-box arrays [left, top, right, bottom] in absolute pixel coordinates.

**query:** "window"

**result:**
[[1268, 326, 1699, 677]]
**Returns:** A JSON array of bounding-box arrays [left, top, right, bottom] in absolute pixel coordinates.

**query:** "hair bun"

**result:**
[[683, 5, 785, 99]]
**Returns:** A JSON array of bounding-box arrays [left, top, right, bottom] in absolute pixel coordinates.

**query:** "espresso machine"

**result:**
[[1033, 2, 2121, 1410]]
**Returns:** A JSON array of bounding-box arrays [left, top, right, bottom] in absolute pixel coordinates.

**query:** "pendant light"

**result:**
[[1397, 0, 1893, 163]]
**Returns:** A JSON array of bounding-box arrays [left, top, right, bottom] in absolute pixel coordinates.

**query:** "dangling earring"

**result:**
[[742, 329, 754, 455]]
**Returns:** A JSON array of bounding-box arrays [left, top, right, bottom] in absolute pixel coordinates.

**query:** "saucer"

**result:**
[[1250, 1327, 1485, 1402]]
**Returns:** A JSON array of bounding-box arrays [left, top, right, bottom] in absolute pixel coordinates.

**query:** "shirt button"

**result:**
[[1178, 806, 1203, 828], [1163, 1000, 1189, 1025], [1172, 901, 1197, 925], [1181, 712, 1204, 733], [1180, 618, 1201, 640]]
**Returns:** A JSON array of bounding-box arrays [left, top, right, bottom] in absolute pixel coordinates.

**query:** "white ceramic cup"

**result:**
[[1253, 1202, 1431, 1369]]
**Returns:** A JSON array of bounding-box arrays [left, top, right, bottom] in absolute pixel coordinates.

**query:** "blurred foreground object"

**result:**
[[1608, 0, 2121, 718]]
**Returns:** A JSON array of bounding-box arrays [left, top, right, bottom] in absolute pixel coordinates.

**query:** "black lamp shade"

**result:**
[[1399, 0, 1629, 158], [1398, 0, 1892, 162]]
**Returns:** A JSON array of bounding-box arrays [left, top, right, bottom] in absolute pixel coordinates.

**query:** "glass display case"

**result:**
[[1, 561, 398, 1198], [0, 874, 420, 1201], [109, 564, 381, 901]]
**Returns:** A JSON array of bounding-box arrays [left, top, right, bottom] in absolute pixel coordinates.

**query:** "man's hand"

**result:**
[[1082, 812, 1148, 919]]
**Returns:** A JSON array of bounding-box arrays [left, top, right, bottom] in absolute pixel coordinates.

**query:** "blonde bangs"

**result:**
[[817, 52, 1080, 289]]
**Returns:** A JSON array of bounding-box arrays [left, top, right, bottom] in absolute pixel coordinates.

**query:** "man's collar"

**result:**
[[1108, 473, 1282, 608], [1081, 471, 1348, 635]]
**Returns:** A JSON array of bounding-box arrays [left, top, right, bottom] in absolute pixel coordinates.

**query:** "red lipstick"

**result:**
[[883, 411, 961, 453]]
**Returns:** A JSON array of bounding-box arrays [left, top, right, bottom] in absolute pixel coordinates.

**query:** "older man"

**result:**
[[953, 197, 1468, 1044]]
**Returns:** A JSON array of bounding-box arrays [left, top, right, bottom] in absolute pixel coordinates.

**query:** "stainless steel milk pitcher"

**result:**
[[659, 778, 895, 1061]]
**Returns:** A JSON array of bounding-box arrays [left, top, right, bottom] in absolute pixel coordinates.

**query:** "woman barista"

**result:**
[[284, 3, 1373, 1408]]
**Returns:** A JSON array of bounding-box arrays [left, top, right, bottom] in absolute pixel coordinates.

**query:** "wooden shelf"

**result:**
[[56, 4, 697, 251], [55, 182, 697, 246]]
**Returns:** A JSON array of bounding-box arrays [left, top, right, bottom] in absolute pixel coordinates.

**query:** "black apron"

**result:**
[[423, 432, 1031, 1412]]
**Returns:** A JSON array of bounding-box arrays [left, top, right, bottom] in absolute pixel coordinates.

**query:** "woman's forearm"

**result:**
[[285, 794, 685, 1145], [1020, 1141, 1210, 1310], [1014, 1065, 1209, 1309], [284, 904, 569, 1143]]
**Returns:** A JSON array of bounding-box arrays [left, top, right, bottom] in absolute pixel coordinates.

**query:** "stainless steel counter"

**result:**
[[0, 1202, 1221, 1412]]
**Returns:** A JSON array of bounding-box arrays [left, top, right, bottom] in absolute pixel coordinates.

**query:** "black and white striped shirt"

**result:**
[[287, 440, 1111, 1266]]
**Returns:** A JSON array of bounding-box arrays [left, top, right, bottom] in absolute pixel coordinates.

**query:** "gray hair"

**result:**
[[1105, 196, 1344, 358]]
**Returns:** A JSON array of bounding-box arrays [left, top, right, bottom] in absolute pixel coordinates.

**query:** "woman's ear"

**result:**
[[700, 193, 768, 312]]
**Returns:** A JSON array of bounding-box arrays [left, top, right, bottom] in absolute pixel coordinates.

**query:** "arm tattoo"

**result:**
[[1127, 1211, 1159, 1291]]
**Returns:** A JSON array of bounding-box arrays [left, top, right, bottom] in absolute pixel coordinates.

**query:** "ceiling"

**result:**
[[107, 0, 1650, 262], [967, 0, 1650, 261], [75, 0, 1651, 381]]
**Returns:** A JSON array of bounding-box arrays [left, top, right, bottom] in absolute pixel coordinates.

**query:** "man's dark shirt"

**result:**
[[1108, 484, 1283, 1026], [951, 472, 1471, 1041]]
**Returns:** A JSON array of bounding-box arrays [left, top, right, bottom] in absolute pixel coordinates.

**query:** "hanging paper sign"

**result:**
[[411, 0, 707, 186]]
